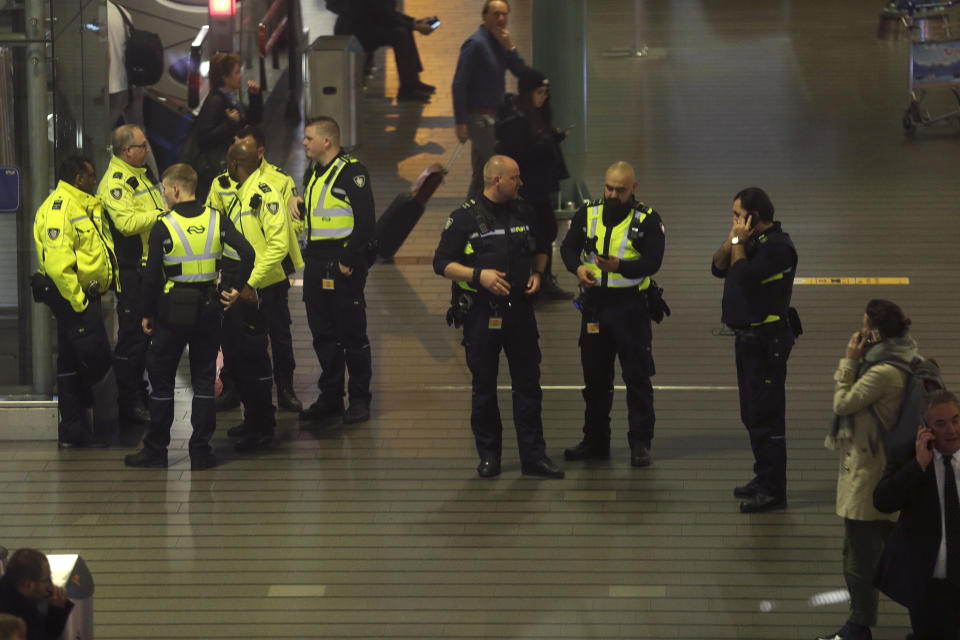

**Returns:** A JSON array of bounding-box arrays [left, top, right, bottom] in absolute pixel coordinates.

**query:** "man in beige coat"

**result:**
[[818, 299, 915, 640]]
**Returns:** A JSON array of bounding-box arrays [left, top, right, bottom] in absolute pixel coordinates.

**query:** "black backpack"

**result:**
[[117, 5, 164, 87], [866, 356, 945, 462]]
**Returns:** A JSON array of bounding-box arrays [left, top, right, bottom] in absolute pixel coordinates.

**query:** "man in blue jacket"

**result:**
[[453, 0, 527, 199]]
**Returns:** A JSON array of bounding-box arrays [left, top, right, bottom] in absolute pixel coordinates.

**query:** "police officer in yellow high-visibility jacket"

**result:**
[[33, 156, 118, 448], [218, 141, 295, 452], [206, 125, 304, 413], [560, 162, 665, 469], [124, 163, 254, 470], [298, 116, 375, 425], [97, 125, 165, 426]]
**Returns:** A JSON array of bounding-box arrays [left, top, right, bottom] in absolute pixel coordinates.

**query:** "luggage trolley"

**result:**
[[898, 1, 960, 132]]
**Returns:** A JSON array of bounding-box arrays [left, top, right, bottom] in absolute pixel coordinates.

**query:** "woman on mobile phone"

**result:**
[[820, 299, 916, 640], [494, 69, 571, 299]]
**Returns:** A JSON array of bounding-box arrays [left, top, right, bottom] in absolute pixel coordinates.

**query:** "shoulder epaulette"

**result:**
[[271, 166, 289, 176], [587, 198, 604, 207], [112, 171, 123, 179], [634, 203, 656, 216], [126, 176, 139, 189], [51, 199, 62, 210], [460, 199, 477, 210], [258, 182, 272, 193], [217, 175, 231, 188]]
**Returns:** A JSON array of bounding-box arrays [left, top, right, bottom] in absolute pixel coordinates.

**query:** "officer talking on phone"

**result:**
[[711, 187, 799, 513], [559, 161, 666, 469]]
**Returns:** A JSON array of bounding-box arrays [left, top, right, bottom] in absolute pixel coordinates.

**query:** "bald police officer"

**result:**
[[560, 162, 665, 468]]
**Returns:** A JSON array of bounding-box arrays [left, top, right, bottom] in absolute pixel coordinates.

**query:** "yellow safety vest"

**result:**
[[97, 155, 164, 266], [160, 207, 223, 290], [306, 155, 359, 242], [582, 203, 652, 290]]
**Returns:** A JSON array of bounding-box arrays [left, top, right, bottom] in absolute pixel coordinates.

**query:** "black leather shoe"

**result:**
[[630, 446, 652, 468], [343, 403, 370, 425], [396, 88, 431, 102], [226, 422, 248, 438], [476, 458, 501, 478], [234, 433, 273, 453], [299, 400, 344, 421], [58, 438, 109, 449], [739, 491, 787, 513], [190, 453, 218, 470], [521, 457, 565, 479], [277, 384, 303, 413], [124, 449, 168, 468], [412, 81, 436, 93], [816, 622, 873, 640], [563, 440, 610, 461], [733, 478, 760, 499], [215, 386, 241, 412]]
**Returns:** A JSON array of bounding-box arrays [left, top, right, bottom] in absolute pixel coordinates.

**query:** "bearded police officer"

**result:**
[[33, 156, 117, 448], [125, 163, 254, 469], [98, 124, 165, 426], [299, 116, 375, 425], [559, 161, 665, 468], [218, 141, 295, 452], [433, 155, 563, 479], [712, 187, 798, 513], [207, 125, 304, 413]]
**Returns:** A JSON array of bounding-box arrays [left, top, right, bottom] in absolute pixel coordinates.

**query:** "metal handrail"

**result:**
[[256, 0, 288, 92], [187, 24, 209, 109]]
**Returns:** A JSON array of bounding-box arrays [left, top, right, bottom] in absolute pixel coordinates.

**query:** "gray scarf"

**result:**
[[826, 335, 918, 452]]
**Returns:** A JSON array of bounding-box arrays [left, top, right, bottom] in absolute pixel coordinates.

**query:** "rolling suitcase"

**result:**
[[376, 142, 464, 261]]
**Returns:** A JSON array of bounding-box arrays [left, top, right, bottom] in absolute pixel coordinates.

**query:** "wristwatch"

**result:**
[[731, 236, 740, 245]]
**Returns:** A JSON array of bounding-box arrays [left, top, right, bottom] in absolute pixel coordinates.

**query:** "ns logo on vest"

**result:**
[[186, 225, 206, 235]]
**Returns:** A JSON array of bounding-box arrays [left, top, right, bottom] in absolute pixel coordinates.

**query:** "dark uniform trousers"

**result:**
[[734, 321, 794, 497], [579, 292, 655, 451], [53, 295, 111, 443], [303, 257, 372, 407], [220, 279, 295, 388], [259, 279, 296, 385], [115, 268, 149, 412], [143, 310, 219, 457], [220, 300, 276, 435], [462, 294, 547, 463]]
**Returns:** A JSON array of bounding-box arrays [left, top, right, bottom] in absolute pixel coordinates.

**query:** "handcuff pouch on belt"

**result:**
[[645, 279, 671, 324], [446, 289, 475, 328]]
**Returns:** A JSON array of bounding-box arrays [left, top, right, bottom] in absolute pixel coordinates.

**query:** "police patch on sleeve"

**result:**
[[354, 175, 366, 188], [660, 222, 665, 233], [47, 228, 60, 240], [444, 217, 454, 230], [110, 188, 122, 200], [267, 202, 279, 215]]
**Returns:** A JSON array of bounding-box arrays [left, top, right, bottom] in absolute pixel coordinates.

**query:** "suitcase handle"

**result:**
[[443, 141, 466, 174]]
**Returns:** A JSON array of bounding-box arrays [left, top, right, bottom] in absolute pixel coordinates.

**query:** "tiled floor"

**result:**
[[3, 0, 960, 637]]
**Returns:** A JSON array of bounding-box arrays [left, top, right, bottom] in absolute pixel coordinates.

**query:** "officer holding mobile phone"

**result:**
[[559, 161, 665, 469], [712, 187, 798, 513]]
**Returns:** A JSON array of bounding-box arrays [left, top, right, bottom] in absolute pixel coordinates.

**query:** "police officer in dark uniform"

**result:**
[[124, 163, 254, 469], [711, 187, 798, 513], [299, 116, 375, 425], [559, 161, 665, 468], [433, 155, 564, 479], [97, 125, 165, 426], [33, 156, 117, 448]]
